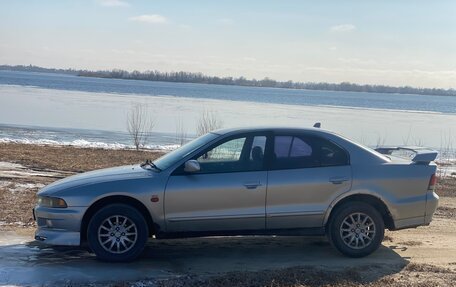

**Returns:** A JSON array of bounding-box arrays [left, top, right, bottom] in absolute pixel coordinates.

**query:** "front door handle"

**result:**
[[329, 177, 349, 184], [243, 182, 262, 189]]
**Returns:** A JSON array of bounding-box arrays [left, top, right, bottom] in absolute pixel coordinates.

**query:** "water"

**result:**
[[1, 70, 456, 114], [0, 70, 455, 153]]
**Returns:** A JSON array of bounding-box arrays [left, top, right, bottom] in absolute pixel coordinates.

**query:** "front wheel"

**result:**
[[327, 202, 384, 257], [87, 204, 148, 262]]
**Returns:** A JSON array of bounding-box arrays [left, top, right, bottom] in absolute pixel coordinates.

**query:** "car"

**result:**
[[34, 127, 439, 261]]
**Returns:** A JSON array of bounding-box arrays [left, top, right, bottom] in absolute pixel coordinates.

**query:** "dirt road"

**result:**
[[1, 197, 455, 286], [0, 230, 414, 286]]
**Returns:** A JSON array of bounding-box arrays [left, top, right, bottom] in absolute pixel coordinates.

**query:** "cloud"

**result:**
[[99, 0, 130, 7], [129, 14, 167, 24], [330, 24, 356, 32]]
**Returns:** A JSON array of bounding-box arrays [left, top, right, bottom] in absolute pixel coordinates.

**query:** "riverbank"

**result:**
[[0, 143, 164, 227], [0, 143, 163, 172], [0, 143, 456, 286]]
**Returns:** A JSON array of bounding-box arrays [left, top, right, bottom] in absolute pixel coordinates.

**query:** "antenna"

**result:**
[[313, 122, 321, 128]]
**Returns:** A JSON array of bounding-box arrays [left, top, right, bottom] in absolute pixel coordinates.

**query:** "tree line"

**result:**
[[2, 64, 455, 97]]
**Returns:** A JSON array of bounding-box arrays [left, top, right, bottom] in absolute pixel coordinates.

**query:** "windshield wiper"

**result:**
[[140, 159, 161, 171]]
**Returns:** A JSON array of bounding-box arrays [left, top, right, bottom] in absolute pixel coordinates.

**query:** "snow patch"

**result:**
[[0, 180, 12, 188], [0, 137, 178, 151], [0, 161, 62, 179], [9, 183, 45, 193]]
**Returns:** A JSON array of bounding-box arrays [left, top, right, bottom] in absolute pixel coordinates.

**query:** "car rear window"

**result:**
[[271, 135, 349, 169]]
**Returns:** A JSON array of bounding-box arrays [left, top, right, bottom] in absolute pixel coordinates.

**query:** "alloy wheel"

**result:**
[[339, 212, 376, 250], [97, 215, 138, 254]]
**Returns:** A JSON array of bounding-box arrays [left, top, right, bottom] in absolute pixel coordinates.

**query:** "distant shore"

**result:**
[[2, 64, 455, 97]]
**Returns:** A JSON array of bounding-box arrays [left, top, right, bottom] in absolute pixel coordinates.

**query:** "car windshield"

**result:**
[[153, 132, 219, 170]]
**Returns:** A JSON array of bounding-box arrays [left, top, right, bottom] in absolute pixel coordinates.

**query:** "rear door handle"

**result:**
[[329, 177, 349, 184], [243, 182, 262, 189]]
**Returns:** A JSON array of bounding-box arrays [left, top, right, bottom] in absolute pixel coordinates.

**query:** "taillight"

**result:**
[[428, 174, 437, 190]]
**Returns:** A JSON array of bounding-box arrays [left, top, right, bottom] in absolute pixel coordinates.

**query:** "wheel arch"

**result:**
[[80, 195, 155, 243], [325, 193, 395, 230]]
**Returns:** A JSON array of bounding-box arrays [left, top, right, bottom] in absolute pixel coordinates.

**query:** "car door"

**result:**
[[266, 133, 352, 229], [164, 133, 269, 232]]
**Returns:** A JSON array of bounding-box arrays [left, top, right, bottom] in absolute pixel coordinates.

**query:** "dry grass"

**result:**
[[0, 181, 43, 226], [0, 143, 163, 172], [436, 177, 456, 197], [435, 206, 456, 219], [103, 264, 456, 287], [404, 263, 453, 274], [383, 235, 394, 242], [397, 240, 422, 246], [0, 143, 164, 226], [185, 267, 364, 287]]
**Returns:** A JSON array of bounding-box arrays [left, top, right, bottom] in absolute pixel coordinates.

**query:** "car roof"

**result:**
[[211, 126, 334, 136], [211, 126, 390, 164]]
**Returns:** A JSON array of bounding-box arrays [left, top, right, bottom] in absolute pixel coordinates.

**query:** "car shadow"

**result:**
[[143, 236, 409, 275], [0, 235, 409, 286]]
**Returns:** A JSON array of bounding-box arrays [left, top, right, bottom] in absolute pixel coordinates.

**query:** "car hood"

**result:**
[[39, 165, 155, 195]]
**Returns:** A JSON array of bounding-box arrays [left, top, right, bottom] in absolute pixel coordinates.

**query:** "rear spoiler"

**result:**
[[375, 146, 438, 164]]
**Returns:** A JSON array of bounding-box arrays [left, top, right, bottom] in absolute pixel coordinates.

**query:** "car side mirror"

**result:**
[[184, 160, 200, 173]]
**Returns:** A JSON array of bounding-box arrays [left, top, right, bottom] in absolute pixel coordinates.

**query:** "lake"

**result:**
[[0, 70, 455, 151], [1, 70, 456, 114]]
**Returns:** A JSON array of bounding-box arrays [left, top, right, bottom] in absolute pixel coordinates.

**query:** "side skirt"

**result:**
[[155, 227, 326, 239]]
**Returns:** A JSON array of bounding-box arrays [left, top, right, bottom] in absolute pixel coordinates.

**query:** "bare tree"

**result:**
[[438, 130, 454, 178], [196, 109, 223, 136], [402, 126, 413, 146], [357, 132, 367, 146], [127, 104, 155, 150], [175, 116, 188, 146], [412, 137, 424, 147], [375, 134, 387, 148]]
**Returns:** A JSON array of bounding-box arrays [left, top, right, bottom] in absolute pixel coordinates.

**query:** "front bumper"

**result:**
[[34, 205, 86, 246], [35, 228, 80, 246]]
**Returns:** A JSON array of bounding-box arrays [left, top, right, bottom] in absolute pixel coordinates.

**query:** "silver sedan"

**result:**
[[34, 127, 439, 261]]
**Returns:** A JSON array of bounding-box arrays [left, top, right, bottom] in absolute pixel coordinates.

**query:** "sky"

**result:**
[[1, 0, 455, 89]]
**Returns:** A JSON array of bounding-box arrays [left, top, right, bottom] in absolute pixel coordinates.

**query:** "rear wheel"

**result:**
[[327, 201, 384, 257], [87, 204, 148, 262]]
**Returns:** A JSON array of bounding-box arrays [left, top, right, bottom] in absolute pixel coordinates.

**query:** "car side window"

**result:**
[[193, 135, 266, 174], [198, 137, 245, 163], [271, 135, 348, 169], [249, 136, 266, 170], [273, 136, 315, 169], [312, 137, 349, 167]]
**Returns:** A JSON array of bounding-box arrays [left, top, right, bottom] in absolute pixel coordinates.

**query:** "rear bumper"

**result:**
[[34, 205, 85, 246], [391, 191, 439, 230], [425, 191, 439, 225]]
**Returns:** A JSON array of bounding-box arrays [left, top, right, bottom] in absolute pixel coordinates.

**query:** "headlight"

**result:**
[[37, 196, 68, 208]]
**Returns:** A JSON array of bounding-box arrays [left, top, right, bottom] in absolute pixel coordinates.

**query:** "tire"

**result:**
[[87, 203, 148, 262], [327, 201, 384, 258]]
